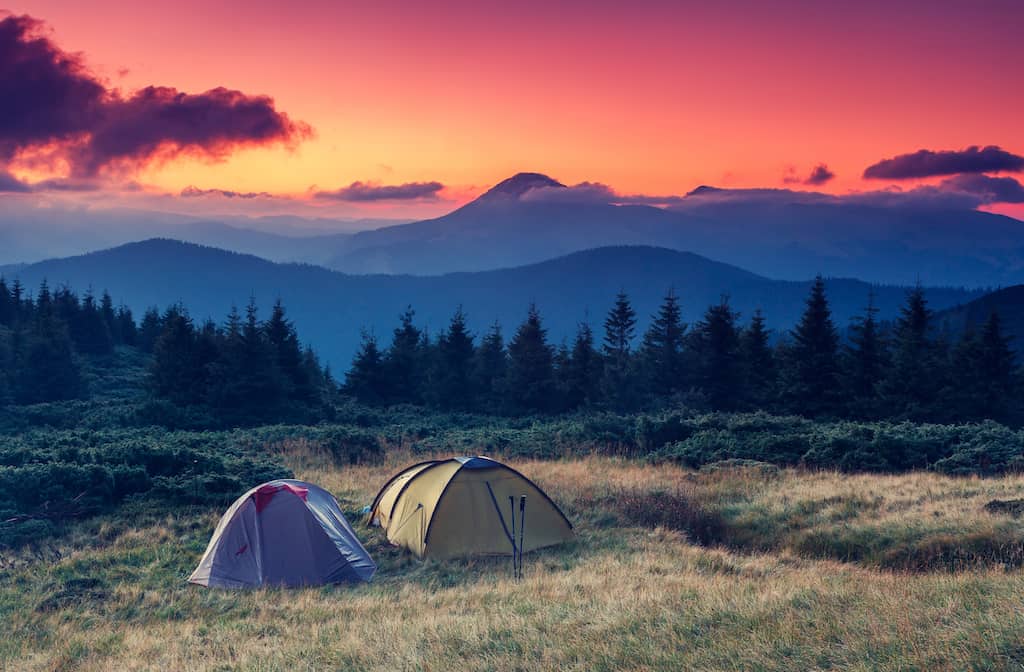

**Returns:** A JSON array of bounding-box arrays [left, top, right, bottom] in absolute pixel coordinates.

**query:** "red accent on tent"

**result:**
[[235, 543, 249, 556], [253, 483, 309, 513]]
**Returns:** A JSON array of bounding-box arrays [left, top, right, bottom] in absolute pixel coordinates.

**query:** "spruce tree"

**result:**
[[473, 322, 508, 413], [75, 289, 113, 355], [265, 299, 311, 401], [640, 289, 687, 399], [430, 307, 476, 410], [843, 294, 887, 418], [738, 309, 776, 410], [564, 321, 601, 409], [0, 277, 12, 326], [690, 297, 741, 410], [100, 291, 118, 344], [150, 307, 200, 405], [13, 289, 82, 404], [384, 306, 424, 405], [601, 291, 638, 410], [978, 312, 1016, 408], [138, 307, 163, 353], [345, 331, 388, 405], [10, 279, 25, 324], [881, 285, 941, 420], [781, 275, 841, 416], [506, 304, 556, 412], [116, 304, 137, 346], [947, 312, 1016, 421]]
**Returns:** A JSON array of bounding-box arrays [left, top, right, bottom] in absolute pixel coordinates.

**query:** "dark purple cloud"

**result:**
[[939, 174, 1024, 204], [181, 185, 275, 199], [783, 163, 835, 186], [0, 15, 104, 160], [315, 181, 444, 201], [805, 164, 835, 185], [0, 13, 310, 178], [863, 145, 1024, 180]]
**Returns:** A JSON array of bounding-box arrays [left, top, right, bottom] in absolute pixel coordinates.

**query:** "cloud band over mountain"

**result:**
[[863, 146, 1024, 180], [315, 181, 445, 201], [0, 13, 310, 179]]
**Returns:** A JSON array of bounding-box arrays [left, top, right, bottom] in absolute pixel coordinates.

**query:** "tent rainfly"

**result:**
[[368, 456, 574, 560], [189, 479, 376, 588]]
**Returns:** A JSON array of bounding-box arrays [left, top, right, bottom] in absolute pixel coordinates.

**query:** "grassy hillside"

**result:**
[[4, 450, 1024, 671]]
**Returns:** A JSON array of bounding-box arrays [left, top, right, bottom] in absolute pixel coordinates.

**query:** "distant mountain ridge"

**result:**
[[326, 172, 1024, 286], [2, 171, 1021, 288], [7, 239, 984, 369]]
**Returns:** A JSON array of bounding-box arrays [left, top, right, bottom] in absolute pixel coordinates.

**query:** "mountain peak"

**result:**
[[477, 172, 565, 202]]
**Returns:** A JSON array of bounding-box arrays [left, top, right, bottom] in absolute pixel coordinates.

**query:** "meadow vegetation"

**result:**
[[3, 273, 1024, 670], [4, 449, 1024, 671]]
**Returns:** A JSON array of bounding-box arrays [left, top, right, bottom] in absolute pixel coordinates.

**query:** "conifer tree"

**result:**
[[640, 289, 687, 398], [738, 309, 776, 410], [384, 306, 424, 405], [116, 304, 137, 346], [781, 275, 841, 416], [473, 321, 508, 413], [978, 312, 1016, 403], [138, 307, 163, 353], [430, 307, 476, 410], [880, 285, 941, 420], [12, 286, 81, 404], [345, 331, 388, 405], [75, 289, 113, 355], [265, 299, 311, 401], [947, 312, 1017, 421], [150, 307, 199, 405], [690, 297, 741, 410], [843, 293, 887, 418], [10, 279, 25, 323], [564, 321, 602, 409], [100, 291, 118, 343], [506, 304, 556, 412], [0, 277, 12, 326], [601, 291, 639, 410]]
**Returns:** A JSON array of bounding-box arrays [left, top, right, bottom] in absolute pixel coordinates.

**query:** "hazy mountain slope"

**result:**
[[0, 205, 366, 265], [935, 285, 1024, 349], [9, 240, 983, 369]]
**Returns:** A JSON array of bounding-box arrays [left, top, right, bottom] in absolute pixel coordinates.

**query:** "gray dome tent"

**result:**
[[189, 479, 376, 589]]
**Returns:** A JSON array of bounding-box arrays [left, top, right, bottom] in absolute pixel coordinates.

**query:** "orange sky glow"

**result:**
[[3, 0, 1023, 221]]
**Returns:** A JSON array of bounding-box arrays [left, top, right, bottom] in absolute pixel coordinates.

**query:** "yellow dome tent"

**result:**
[[368, 456, 574, 560]]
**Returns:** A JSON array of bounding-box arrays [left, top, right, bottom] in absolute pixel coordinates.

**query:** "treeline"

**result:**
[[343, 277, 1021, 424], [1, 278, 334, 427], [0, 278, 136, 404], [141, 300, 335, 425]]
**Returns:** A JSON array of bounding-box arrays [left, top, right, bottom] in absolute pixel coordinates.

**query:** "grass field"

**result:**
[[4, 448, 1024, 671]]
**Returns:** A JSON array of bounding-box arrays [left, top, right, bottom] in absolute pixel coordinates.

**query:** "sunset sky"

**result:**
[[2, 0, 1023, 221]]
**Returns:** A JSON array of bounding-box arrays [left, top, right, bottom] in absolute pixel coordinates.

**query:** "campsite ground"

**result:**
[[4, 448, 1024, 671]]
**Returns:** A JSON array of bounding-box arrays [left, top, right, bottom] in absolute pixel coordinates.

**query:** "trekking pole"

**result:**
[[509, 496, 518, 580], [518, 495, 526, 580]]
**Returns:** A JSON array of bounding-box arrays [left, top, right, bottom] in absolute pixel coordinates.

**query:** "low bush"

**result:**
[[609, 487, 728, 546]]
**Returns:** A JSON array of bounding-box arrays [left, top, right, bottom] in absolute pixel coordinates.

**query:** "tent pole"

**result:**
[[509, 496, 518, 580], [519, 495, 526, 580]]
